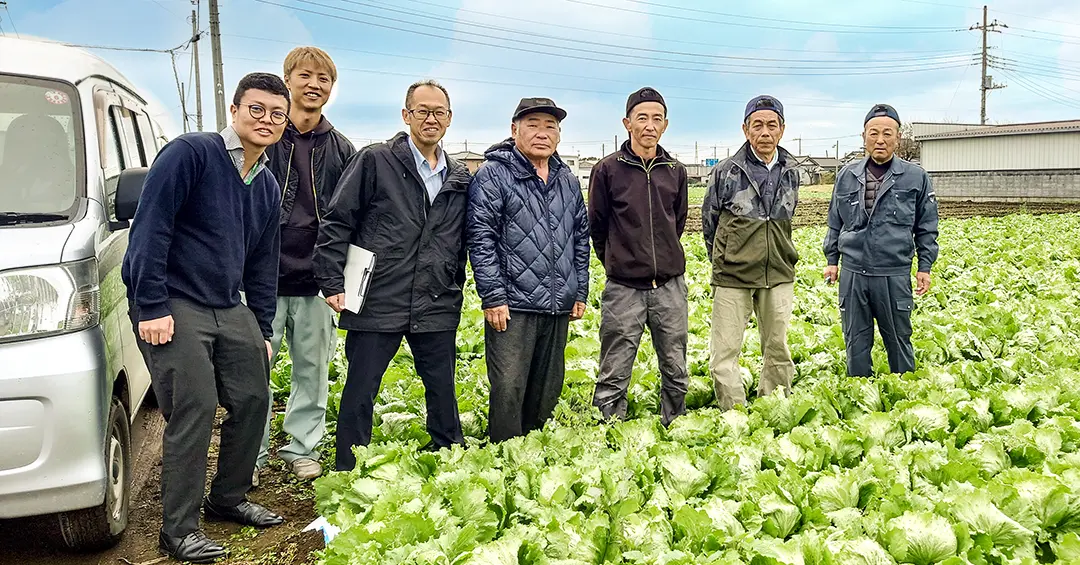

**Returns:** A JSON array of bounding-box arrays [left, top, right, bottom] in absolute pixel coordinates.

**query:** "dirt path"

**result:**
[[0, 409, 323, 565]]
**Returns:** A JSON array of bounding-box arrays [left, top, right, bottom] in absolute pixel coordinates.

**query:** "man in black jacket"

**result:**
[[315, 80, 469, 471], [588, 87, 689, 426], [257, 47, 356, 484]]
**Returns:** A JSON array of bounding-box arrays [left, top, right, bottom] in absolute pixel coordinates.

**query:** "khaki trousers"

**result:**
[[709, 283, 795, 410]]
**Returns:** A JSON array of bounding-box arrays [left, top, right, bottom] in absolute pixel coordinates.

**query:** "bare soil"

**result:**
[[0, 408, 322, 565]]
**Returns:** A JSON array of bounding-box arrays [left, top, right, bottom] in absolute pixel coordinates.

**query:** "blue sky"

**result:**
[[6, 0, 1079, 161]]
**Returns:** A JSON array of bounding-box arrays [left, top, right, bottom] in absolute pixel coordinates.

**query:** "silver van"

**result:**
[[0, 37, 168, 550]]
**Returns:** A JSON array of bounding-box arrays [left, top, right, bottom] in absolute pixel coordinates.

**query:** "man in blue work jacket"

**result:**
[[823, 104, 939, 377]]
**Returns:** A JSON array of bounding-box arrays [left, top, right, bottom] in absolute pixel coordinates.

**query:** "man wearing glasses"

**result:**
[[122, 73, 289, 563], [701, 95, 801, 411], [315, 80, 471, 471], [256, 47, 355, 485]]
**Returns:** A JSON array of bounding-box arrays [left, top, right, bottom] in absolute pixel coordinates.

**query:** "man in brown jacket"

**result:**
[[589, 87, 689, 426]]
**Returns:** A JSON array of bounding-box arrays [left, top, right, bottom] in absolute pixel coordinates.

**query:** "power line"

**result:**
[[258, 0, 975, 77], [53, 40, 190, 53], [0, 1, 18, 38], [226, 54, 956, 114], [998, 68, 1080, 110], [895, 0, 1080, 29], [564, 0, 965, 34], [223, 33, 947, 109], [149, 0, 184, 18], [992, 57, 1080, 81], [603, 0, 960, 32], [328, 0, 973, 69], [377, 0, 969, 56], [351, 0, 971, 65]]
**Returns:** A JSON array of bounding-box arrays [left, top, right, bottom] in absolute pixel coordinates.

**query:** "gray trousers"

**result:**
[[258, 295, 335, 467], [132, 298, 269, 538], [485, 312, 569, 443], [839, 270, 915, 376], [592, 276, 689, 426]]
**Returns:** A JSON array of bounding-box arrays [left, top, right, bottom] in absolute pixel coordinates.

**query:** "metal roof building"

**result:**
[[912, 120, 1080, 201]]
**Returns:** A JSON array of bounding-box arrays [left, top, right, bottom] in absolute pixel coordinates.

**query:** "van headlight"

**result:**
[[0, 258, 100, 343]]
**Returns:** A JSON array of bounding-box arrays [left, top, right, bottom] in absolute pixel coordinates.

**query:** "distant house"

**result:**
[[577, 157, 598, 187], [794, 156, 841, 185], [840, 149, 866, 167], [448, 150, 485, 174]]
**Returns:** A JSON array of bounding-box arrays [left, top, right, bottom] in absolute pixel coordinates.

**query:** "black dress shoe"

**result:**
[[158, 529, 227, 563], [203, 497, 284, 528]]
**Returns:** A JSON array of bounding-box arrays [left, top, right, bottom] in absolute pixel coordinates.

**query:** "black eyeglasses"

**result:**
[[407, 108, 451, 122], [240, 103, 288, 125]]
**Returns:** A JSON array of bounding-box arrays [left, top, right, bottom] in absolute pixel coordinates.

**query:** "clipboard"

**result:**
[[343, 244, 377, 314]]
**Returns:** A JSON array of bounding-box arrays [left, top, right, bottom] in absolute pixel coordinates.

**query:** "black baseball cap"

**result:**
[[626, 87, 667, 117], [865, 103, 901, 127], [513, 97, 567, 122]]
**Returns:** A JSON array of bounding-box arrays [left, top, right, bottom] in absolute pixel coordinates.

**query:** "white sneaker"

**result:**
[[251, 467, 260, 489], [291, 458, 322, 480]]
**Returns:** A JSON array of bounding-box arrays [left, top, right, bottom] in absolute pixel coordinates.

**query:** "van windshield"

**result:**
[[0, 76, 82, 222]]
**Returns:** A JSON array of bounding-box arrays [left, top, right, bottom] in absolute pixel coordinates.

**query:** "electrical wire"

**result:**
[[345, 0, 973, 65], [224, 54, 949, 113], [257, 0, 975, 77], [2, 2, 19, 39], [563, 0, 966, 34], [998, 68, 1080, 110], [373, 0, 970, 56], [223, 33, 941, 108], [604, 0, 960, 32]]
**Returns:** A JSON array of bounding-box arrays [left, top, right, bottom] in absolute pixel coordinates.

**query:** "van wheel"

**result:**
[[52, 397, 131, 551]]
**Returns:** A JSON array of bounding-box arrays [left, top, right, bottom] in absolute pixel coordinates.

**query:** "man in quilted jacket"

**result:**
[[467, 97, 591, 442]]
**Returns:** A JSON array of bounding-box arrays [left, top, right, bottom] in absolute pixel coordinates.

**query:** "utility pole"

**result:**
[[712, 145, 717, 159], [209, 0, 226, 130], [835, 140, 840, 177], [614, 135, 618, 151], [191, 4, 204, 131], [694, 141, 698, 164], [792, 137, 802, 155], [601, 143, 605, 156], [971, 5, 1006, 125]]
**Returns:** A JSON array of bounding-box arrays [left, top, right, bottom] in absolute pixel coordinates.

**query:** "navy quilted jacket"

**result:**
[[467, 139, 590, 314]]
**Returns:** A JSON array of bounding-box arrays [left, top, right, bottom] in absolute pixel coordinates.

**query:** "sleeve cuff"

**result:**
[[137, 301, 172, 321]]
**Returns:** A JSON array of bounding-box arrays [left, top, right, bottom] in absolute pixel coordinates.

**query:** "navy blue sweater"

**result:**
[[122, 132, 281, 338]]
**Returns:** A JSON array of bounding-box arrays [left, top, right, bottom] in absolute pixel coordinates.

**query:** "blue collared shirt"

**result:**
[[408, 136, 447, 203]]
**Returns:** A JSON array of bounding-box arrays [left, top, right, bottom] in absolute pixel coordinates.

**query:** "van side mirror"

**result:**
[[113, 167, 149, 228]]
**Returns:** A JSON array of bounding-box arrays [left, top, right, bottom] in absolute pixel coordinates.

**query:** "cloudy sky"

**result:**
[[7, 0, 1079, 161]]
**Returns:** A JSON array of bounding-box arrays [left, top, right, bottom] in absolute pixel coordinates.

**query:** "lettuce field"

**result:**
[[270, 213, 1080, 565]]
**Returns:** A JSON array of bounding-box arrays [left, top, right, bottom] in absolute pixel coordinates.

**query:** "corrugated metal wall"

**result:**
[[921, 132, 1080, 172]]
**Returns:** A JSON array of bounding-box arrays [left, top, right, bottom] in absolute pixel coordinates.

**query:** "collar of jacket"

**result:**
[[388, 131, 470, 192], [730, 141, 797, 173], [485, 137, 568, 181], [850, 155, 907, 182], [616, 139, 677, 168]]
